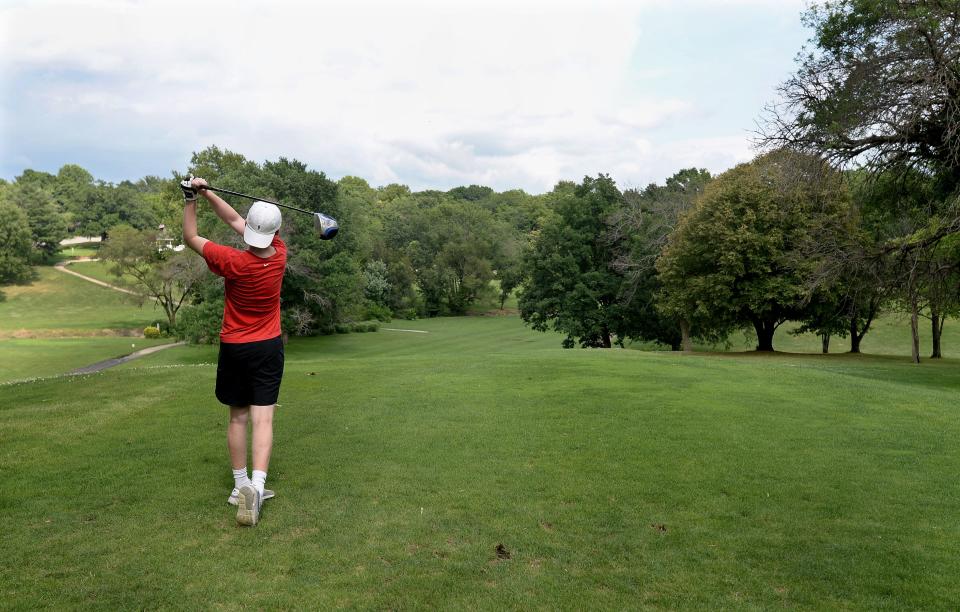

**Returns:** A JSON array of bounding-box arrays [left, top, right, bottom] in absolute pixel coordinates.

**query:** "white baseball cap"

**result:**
[[244, 201, 282, 248]]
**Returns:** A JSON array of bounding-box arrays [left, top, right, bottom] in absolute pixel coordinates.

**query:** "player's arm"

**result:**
[[181, 182, 209, 254], [192, 177, 246, 237]]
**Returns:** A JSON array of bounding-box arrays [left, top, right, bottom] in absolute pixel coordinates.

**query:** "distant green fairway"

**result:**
[[56, 243, 100, 261], [3, 315, 959, 609], [67, 259, 139, 287], [65, 259, 119, 284], [0, 267, 163, 335]]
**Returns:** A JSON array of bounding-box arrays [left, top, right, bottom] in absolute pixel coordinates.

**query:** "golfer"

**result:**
[[182, 176, 286, 526]]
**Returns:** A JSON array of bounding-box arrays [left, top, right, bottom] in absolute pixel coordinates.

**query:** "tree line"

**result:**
[[1, 1, 957, 362]]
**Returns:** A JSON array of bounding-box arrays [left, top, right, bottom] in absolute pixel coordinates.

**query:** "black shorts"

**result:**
[[216, 335, 285, 407]]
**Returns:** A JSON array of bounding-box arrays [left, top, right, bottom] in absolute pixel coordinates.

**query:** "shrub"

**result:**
[[365, 303, 393, 322], [334, 323, 351, 334], [395, 307, 419, 320], [143, 326, 161, 339], [349, 321, 380, 333], [175, 300, 224, 344]]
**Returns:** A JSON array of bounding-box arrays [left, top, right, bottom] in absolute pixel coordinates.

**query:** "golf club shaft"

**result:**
[[201, 185, 314, 216]]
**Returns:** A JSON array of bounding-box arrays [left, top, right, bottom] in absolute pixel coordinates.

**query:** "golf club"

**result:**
[[183, 177, 339, 240]]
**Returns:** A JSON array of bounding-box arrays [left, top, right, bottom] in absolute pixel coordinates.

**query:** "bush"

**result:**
[[143, 326, 161, 339], [365, 303, 393, 322], [334, 323, 351, 334], [349, 321, 379, 333], [175, 300, 224, 344], [395, 307, 419, 320]]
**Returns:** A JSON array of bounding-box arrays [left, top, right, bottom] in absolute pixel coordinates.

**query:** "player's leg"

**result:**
[[250, 403, 274, 494], [228, 406, 249, 469], [248, 335, 283, 497], [226, 406, 251, 505]]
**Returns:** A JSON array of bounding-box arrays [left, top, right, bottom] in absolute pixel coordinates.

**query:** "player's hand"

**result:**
[[190, 177, 209, 191], [180, 177, 198, 202]]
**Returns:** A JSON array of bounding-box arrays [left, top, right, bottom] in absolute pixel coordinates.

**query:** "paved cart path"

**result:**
[[53, 256, 182, 375], [68, 341, 186, 375]]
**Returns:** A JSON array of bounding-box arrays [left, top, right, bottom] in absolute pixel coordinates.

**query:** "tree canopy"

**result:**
[[767, 0, 960, 188], [520, 175, 626, 348], [657, 150, 854, 351]]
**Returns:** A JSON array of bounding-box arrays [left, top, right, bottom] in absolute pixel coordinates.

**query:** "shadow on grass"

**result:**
[[697, 349, 960, 392]]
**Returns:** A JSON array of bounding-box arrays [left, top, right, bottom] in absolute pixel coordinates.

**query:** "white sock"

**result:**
[[251, 470, 267, 496], [233, 467, 251, 491]]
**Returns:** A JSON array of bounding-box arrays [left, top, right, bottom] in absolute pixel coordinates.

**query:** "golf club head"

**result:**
[[314, 213, 339, 240]]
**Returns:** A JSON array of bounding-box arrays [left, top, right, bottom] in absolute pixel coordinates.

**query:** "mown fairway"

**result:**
[[3, 312, 960, 609], [0, 267, 164, 336], [0, 265, 174, 384]]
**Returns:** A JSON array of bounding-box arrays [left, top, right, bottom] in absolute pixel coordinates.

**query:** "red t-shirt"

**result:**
[[202, 235, 287, 343]]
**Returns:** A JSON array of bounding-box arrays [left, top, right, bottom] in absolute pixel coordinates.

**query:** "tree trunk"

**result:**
[[680, 319, 693, 352], [910, 293, 921, 364], [931, 308, 943, 359], [601, 325, 612, 349], [163, 300, 176, 329], [753, 319, 775, 352], [821, 333, 830, 354], [849, 314, 861, 353]]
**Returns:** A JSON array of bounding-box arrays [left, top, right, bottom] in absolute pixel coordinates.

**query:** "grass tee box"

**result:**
[[2, 316, 959, 609]]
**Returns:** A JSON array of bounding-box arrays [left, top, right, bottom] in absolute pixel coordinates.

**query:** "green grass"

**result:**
[[0, 267, 163, 335], [0, 337, 172, 383], [3, 316, 959, 609], [2, 270, 958, 607], [56, 243, 100, 261], [0, 265, 174, 383], [67, 260, 131, 285]]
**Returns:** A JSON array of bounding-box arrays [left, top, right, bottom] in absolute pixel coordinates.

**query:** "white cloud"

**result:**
[[0, 0, 798, 190]]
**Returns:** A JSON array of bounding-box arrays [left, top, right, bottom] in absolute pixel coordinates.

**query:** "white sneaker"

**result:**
[[228, 488, 274, 506], [236, 484, 261, 526]]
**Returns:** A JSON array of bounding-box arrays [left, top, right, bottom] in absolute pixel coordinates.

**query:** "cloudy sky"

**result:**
[[0, 0, 811, 193]]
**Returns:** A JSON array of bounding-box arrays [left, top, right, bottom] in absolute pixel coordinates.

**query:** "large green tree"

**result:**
[[378, 188, 505, 316], [2, 183, 68, 262], [408, 201, 502, 315], [519, 175, 625, 348], [657, 151, 854, 351], [768, 1, 960, 188], [53, 164, 95, 231], [609, 168, 712, 349], [71, 181, 160, 237], [0, 201, 34, 292]]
